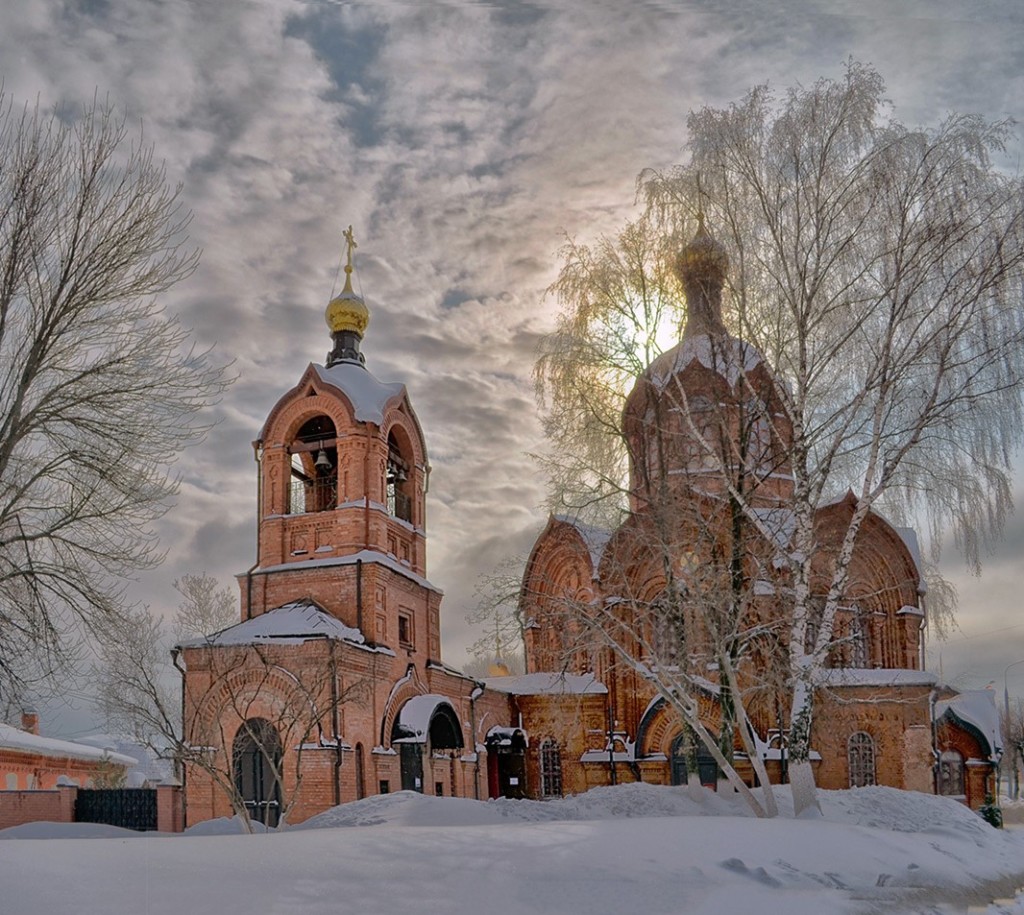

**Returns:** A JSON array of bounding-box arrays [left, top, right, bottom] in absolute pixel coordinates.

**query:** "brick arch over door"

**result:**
[[634, 692, 721, 759], [191, 663, 320, 749]]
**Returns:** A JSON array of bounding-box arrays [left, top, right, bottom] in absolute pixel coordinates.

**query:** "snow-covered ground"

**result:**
[[1, 783, 1022, 915]]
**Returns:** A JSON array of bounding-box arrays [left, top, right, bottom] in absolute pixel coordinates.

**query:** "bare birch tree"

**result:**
[[536, 62, 1024, 817], [0, 94, 228, 704]]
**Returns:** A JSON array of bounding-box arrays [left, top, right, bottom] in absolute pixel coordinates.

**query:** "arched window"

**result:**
[[232, 718, 283, 827], [540, 739, 563, 798], [939, 750, 965, 797], [847, 732, 875, 788]]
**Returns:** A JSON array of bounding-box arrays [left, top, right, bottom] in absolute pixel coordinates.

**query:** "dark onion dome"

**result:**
[[674, 212, 729, 339]]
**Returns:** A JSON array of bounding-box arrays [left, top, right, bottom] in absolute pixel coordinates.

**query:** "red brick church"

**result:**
[[178, 226, 998, 828]]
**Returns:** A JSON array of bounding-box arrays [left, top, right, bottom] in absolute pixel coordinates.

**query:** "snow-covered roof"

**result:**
[[814, 668, 938, 688], [936, 690, 1003, 759], [893, 526, 925, 591], [484, 672, 607, 696], [0, 724, 137, 767], [177, 599, 368, 649], [484, 726, 528, 748], [75, 735, 174, 784], [313, 361, 405, 425], [246, 550, 442, 595], [646, 334, 764, 390], [393, 695, 458, 743], [552, 515, 613, 570]]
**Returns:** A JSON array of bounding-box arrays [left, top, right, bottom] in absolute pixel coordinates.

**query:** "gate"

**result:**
[[74, 789, 158, 831]]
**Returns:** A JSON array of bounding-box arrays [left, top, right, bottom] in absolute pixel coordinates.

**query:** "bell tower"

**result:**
[[239, 228, 442, 661]]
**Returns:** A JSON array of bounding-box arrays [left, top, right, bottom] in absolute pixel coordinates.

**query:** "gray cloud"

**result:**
[[3, 0, 1024, 730]]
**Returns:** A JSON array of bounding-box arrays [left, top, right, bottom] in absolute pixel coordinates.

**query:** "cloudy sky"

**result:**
[[4, 0, 1024, 736]]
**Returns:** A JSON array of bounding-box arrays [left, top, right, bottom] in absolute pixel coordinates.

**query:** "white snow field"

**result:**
[[1, 783, 1023, 915]]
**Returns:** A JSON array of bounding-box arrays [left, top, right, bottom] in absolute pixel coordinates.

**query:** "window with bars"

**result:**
[[847, 732, 876, 787], [540, 739, 563, 798]]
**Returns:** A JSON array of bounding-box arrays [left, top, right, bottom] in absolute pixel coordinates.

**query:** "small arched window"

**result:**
[[939, 750, 965, 797], [847, 732, 875, 788], [540, 739, 563, 798]]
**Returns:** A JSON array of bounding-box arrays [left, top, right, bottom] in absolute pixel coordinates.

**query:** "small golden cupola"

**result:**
[[325, 225, 370, 366]]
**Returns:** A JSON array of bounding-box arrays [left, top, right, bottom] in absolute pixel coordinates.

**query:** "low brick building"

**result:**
[[0, 713, 136, 792], [935, 690, 1002, 809]]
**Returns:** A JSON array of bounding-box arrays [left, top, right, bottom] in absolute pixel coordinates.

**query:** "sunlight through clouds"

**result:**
[[1, 0, 1022, 733]]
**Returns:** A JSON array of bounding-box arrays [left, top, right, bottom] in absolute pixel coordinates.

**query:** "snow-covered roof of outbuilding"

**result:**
[[936, 690, 1003, 760], [314, 361, 405, 425], [0, 724, 137, 767], [176, 599, 375, 650], [75, 735, 174, 784], [484, 672, 607, 696]]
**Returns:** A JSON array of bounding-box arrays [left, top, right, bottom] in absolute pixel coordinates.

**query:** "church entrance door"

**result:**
[[232, 718, 283, 827], [399, 743, 423, 792], [670, 732, 719, 789]]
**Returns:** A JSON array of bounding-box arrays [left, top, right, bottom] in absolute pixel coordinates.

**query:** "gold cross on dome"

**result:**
[[343, 225, 358, 273]]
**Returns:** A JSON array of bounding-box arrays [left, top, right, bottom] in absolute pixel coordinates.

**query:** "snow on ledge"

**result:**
[[248, 550, 442, 595], [484, 672, 607, 696], [814, 668, 937, 688]]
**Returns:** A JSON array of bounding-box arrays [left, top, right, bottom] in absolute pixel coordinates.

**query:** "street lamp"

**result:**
[[1003, 659, 1024, 799]]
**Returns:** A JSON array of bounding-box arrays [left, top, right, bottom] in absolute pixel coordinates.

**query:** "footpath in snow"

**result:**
[[1, 783, 1023, 915]]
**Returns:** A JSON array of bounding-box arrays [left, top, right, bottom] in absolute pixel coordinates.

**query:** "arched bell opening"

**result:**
[[386, 428, 414, 524], [289, 415, 338, 514]]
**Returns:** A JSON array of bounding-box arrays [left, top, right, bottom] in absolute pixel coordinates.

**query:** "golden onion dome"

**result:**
[[325, 225, 369, 337], [325, 286, 369, 336]]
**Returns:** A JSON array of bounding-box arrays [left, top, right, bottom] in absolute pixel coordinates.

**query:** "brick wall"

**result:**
[[0, 787, 75, 830]]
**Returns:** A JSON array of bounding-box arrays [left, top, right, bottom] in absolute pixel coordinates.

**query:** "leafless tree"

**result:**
[[1000, 698, 1024, 801], [536, 62, 1024, 816], [0, 94, 229, 705], [172, 573, 237, 643], [465, 558, 527, 677]]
